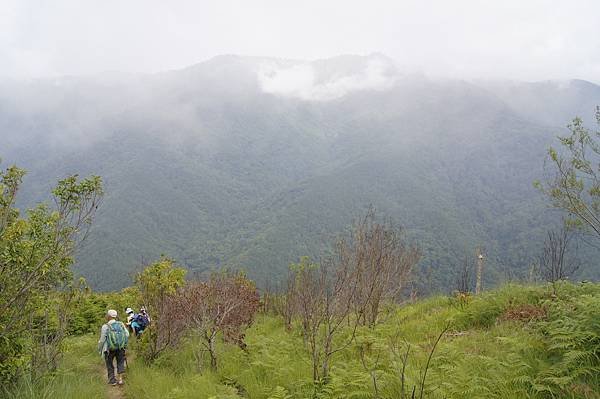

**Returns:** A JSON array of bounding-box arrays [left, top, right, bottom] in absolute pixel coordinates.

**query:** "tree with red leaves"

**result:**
[[166, 272, 259, 371]]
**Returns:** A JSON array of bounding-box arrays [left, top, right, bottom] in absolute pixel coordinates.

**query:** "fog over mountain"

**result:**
[[4, 1, 600, 82], [2, 54, 600, 290]]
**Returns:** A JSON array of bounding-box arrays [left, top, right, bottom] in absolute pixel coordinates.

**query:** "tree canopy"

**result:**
[[537, 107, 600, 238], [0, 162, 103, 381]]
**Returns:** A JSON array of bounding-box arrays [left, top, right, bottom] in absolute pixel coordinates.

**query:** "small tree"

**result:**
[[282, 268, 297, 330], [166, 272, 259, 370], [536, 107, 600, 238], [289, 257, 325, 351], [455, 256, 474, 294], [29, 279, 87, 378], [0, 163, 103, 381], [135, 257, 186, 361], [267, 268, 298, 331], [348, 210, 420, 327], [539, 226, 580, 286], [287, 210, 419, 383], [291, 255, 359, 382]]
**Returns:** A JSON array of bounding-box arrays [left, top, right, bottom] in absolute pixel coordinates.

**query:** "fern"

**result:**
[[267, 386, 293, 399]]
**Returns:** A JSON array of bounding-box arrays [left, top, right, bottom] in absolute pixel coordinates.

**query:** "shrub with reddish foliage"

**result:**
[[163, 272, 260, 370]]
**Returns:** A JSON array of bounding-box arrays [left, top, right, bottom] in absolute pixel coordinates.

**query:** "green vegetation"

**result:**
[[0, 162, 103, 383], [536, 107, 600, 238], [5, 282, 600, 398], [3, 335, 106, 399]]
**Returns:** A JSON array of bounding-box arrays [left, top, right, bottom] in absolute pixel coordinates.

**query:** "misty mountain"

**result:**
[[2, 54, 599, 291]]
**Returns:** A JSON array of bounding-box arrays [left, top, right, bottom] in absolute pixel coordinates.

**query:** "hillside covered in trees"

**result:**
[[3, 146, 600, 398], [3, 54, 600, 291]]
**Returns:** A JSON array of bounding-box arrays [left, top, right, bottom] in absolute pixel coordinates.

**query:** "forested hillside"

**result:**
[[2, 54, 600, 290]]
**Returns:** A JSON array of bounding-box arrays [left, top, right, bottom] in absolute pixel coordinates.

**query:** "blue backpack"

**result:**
[[134, 314, 149, 329]]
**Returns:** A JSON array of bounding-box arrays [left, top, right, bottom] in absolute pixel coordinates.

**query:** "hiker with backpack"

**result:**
[[137, 307, 150, 333], [125, 307, 137, 335], [125, 306, 150, 337], [98, 309, 129, 386]]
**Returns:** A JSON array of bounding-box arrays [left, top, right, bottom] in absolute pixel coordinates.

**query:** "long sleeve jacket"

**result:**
[[97, 319, 129, 354]]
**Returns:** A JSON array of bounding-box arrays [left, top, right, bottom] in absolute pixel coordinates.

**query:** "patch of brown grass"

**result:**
[[499, 304, 547, 323]]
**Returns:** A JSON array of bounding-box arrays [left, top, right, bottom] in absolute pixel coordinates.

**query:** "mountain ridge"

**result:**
[[2, 54, 600, 290]]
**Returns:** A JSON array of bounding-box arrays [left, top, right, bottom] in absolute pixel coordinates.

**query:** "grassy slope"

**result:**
[[4, 336, 106, 399], [124, 283, 600, 399], [7, 283, 600, 399]]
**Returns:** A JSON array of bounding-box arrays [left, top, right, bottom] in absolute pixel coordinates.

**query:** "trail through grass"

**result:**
[[94, 348, 125, 399], [6, 282, 600, 398]]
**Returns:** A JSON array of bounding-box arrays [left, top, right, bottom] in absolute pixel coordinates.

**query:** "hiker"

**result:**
[[139, 307, 151, 325], [125, 306, 150, 337], [125, 307, 136, 335], [98, 309, 129, 386]]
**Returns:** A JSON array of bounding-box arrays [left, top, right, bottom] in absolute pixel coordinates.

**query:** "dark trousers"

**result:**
[[104, 349, 126, 383]]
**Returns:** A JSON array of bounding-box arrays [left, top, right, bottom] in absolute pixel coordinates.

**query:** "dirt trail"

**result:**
[[97, 350, 135, 399], [107, 384, 124, 399], [96, 361, 124, 399]]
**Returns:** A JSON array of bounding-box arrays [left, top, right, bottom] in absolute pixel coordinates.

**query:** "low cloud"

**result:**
[[258, 58, 398, 101]]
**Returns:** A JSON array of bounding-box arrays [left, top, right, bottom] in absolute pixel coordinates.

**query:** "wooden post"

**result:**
[[475, 249, 485, 295]]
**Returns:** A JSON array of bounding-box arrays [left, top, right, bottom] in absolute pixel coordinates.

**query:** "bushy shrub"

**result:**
[[68, 287, 141, 335]]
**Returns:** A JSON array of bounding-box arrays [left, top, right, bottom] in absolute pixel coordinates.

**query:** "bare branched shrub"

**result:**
[[164, 272, 259, 371], [539, 226, 580, 285], [455, 256, 474, 294], [282, 269, 297, 331], [286, 209, 420, 382], [347, 209, 421, 327], [291, 255, 358, 382]]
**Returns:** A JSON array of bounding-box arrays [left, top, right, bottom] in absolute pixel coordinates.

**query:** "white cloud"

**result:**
[[258, 58, 398, 101], [1, 0, 599, 82]]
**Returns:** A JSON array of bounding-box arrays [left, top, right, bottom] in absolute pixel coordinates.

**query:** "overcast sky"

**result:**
[[1, 0, 600, 82]]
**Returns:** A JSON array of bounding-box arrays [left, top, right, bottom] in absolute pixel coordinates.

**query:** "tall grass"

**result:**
[[7, 282, 600, 399], [3, 335, 106, 399]]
